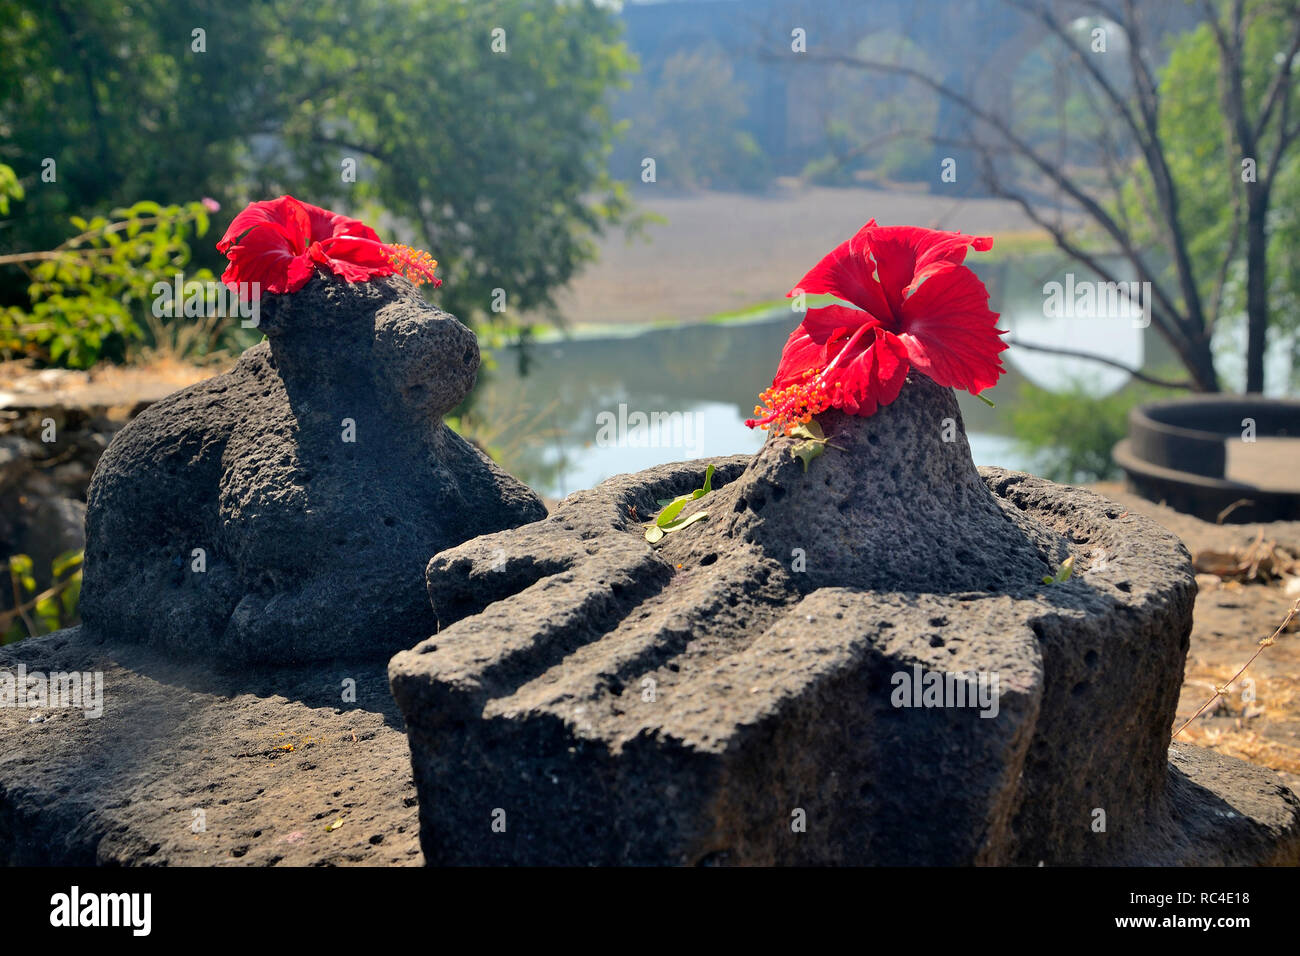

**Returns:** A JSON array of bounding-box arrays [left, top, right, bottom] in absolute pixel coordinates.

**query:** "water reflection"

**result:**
[[478, 257, 1160, 498]]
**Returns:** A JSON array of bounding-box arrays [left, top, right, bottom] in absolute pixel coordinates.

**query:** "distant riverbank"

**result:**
[[548, 182, 1052, 328]]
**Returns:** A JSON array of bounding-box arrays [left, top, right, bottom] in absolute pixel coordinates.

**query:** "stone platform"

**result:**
[[390, 413, 1300, 865], [0, 626, 419, 865]]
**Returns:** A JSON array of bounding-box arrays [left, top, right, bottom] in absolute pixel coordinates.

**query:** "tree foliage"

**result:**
[[0, 198, 218, 367], [0, 0, 636, 334], [803, 0, 1300, 394], [614, 45, 767, 191], [1128, 10, 1300, 389]]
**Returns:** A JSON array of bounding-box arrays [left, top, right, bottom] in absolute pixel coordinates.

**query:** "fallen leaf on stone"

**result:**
[[660, 510, 708, 533], [325, 818, 344, 832], [656, 497, 689, 527], [788, 420, 825, 443], [791, 440, 824, 472], [1042, 555, 1075, 585]]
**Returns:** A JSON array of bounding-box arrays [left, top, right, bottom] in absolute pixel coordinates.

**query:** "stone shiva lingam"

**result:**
[[390, 221, 1300, 865], [79, 196, 546, 665]]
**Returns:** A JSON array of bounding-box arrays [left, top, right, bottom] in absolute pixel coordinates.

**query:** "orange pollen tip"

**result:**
[[388, 244, 441, 286], [747, 366, 833, 433]]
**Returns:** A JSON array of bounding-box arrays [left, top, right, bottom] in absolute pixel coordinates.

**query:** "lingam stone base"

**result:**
[[390, 377, 1300, 865]]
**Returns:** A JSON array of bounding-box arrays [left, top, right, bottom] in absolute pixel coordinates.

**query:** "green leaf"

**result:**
[[35, 597, 60, 632], [656, 497, 689, 527], [644, 525, 664, 543], [792, 440, 825, 472], [52, 549, 83, 577], [789, 420, 826, 442], [698, 463, 715, 496], [660, 510, 708, 533], [1042, 555, 1075, 585], [61, 576, 81, 617]]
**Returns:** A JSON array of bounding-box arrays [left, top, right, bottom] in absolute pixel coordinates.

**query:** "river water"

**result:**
[[476, 255, 1181, 498]]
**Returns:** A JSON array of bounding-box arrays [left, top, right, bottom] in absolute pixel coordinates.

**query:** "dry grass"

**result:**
[[0, 356, 221, 393]]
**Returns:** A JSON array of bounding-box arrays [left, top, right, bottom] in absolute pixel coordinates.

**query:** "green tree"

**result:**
[[615, 45, 766, 191], [807, 0, 1300, 394], [0, 0, 635, 333], [1133, 8, 1300, 392], [0, 198, 219, 367]]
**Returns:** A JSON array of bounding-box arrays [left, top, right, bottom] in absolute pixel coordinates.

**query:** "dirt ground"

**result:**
[[1088, 481, 1300, 794], [551, 183, 1045, 326]]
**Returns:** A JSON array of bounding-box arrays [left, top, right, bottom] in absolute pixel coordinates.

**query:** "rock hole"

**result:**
[[929, 634, 945, 647], [700, 553, 718, 566]]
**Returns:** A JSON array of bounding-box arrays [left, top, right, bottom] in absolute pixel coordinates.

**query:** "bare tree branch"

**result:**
[[798, 49, 1190, 339], [1006, 338, 1194, 389]]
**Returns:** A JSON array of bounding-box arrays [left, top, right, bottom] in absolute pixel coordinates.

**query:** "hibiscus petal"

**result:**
[[312, 236, 396, 282], [220, 223, 313, 297], [771, 305, 876, 387], [858, 224, 993, 319], [216, 196, 310, 254], [787, 220, 895, 322], [895, 264, 1007, 393], [299, 199, 383, 244], [828, 326, 910, 416]]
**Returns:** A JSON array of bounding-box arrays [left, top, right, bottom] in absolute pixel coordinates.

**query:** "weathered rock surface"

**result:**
[[79, 274, 546, 665], [0, 626, 419, 865], [391, 375, 1300, 865]]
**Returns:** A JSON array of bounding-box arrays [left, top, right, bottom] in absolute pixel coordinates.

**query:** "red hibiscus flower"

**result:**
[[746, 219, 1006, 433], [216, 195, 441, 297]]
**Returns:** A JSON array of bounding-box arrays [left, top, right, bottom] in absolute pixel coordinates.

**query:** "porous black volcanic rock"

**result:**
[[80, 274, 545, 665], [660, 375, 1061, 594], [391, 374, 1300, 865], [0, 626, 420, 865]]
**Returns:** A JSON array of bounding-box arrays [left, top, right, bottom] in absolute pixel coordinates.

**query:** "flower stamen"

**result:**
[[745, 366, 838, 434], [388, 244, 442, 287]]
